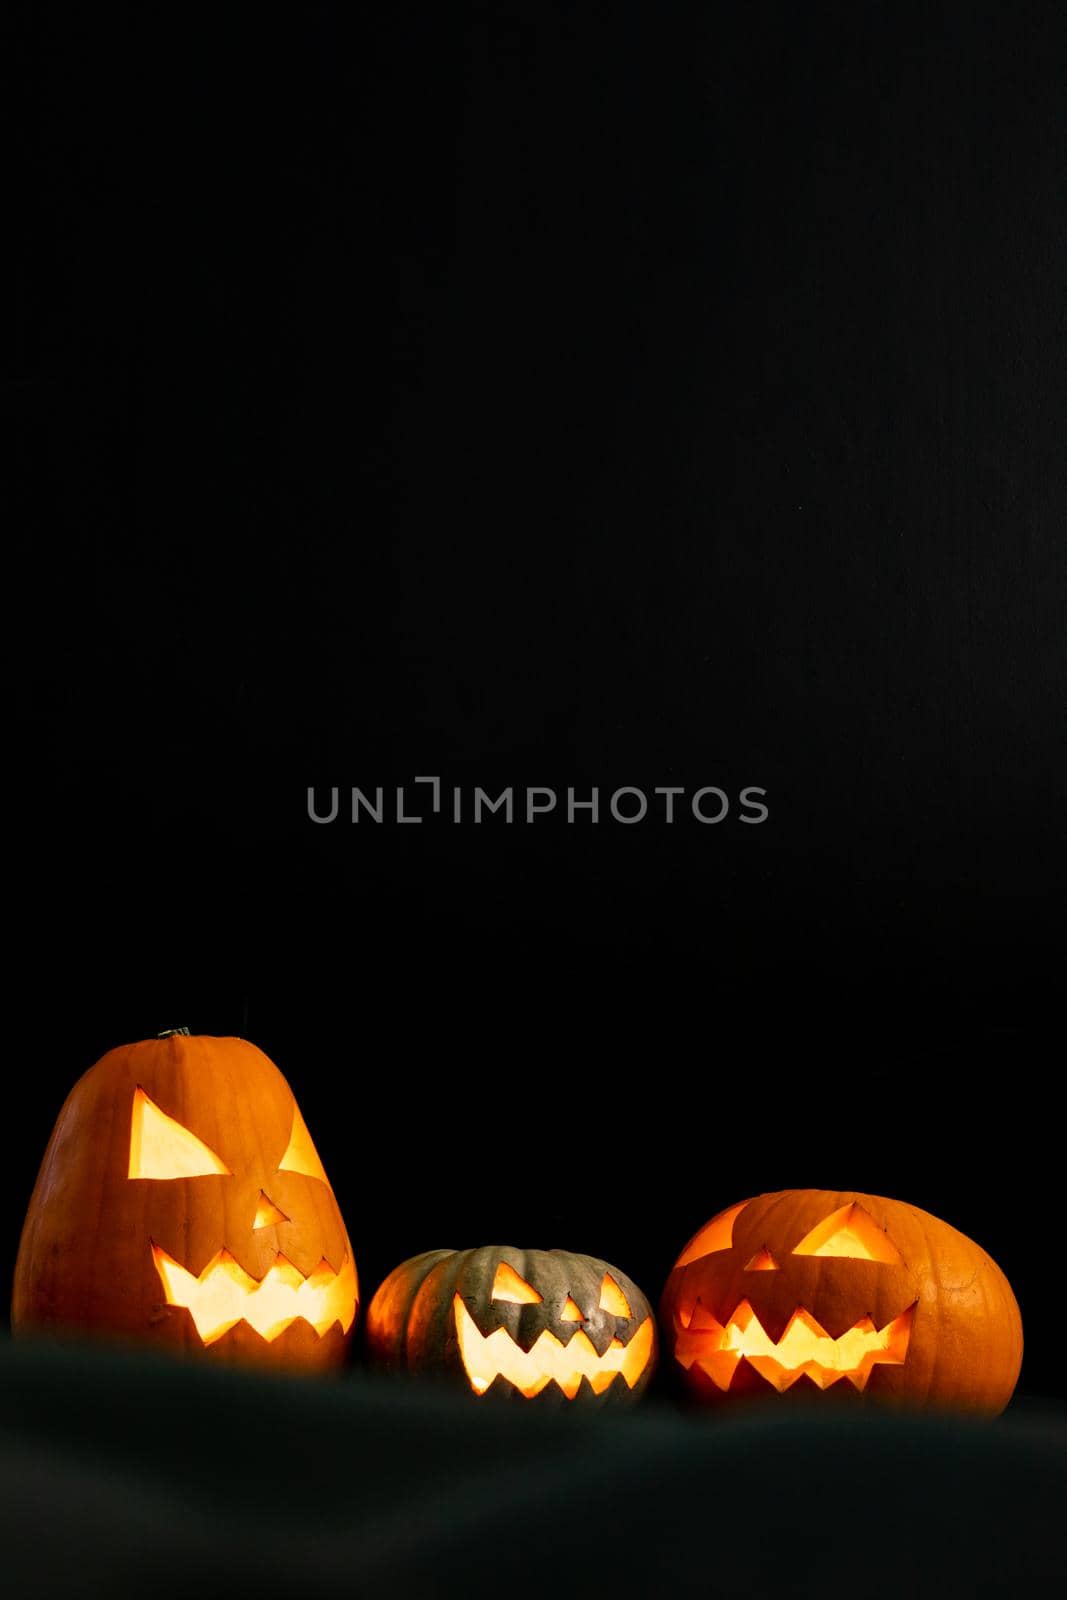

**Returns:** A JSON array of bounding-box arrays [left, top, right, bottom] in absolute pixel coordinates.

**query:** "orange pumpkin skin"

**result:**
[[659, 1190, 1022, 1414], [12, 1034, 358, 1370]]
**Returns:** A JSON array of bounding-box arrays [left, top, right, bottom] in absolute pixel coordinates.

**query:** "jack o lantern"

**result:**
[[366, 1247, 657, 1403], [12, 1031, 358, 1369], [659, 1190, 1022, 1413]]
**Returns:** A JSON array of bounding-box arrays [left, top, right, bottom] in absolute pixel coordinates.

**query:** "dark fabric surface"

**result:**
[[0, 1339, 1062, 1597]]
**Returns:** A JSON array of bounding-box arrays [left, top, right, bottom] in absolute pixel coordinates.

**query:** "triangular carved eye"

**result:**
[[792, 1202, 902, 1263], [128, 1087, 230, 1180], [491, 1263, 543, 1304], [675, 1201, 749, 1266], [278, 1105, 331, 1186], [599, 1276, 632, 1317]]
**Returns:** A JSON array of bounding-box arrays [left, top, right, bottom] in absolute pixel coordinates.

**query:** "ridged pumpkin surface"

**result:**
[[659, 1189, 1022, 1413], [13, 1034, 357, 1369], [367, 1246, 657, 1404]]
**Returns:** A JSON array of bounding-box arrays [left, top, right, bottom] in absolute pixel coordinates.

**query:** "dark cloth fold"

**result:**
[[1, 1339, 1063, 1596]]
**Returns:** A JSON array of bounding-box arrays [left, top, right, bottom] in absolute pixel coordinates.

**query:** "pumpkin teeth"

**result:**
[[151, 1244, 358, 1345], [672, 1298, 915, 1392], [454, 1295, 655, 1399]]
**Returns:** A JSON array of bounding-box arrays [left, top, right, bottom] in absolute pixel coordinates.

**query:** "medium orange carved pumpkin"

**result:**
[[659, 1189, 1022, 1413], [12, 1031, 358, 1369], [367, 1246, 657, 1403]]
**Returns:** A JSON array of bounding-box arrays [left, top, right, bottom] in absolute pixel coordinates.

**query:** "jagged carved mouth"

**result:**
[[454, 1294, 655, 1398], [152, 1243, 357, 1345], [674, 1298, 915, 1392]]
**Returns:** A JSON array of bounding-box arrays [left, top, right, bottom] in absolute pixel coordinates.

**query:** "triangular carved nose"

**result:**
[[253, 1191, 288, 1229]]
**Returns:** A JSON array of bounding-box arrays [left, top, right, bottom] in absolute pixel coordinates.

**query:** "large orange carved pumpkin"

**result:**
[[12, 1032, 358, 1369], [659, 1190, 1022, 1413], [367, 1246, 657, 1403]]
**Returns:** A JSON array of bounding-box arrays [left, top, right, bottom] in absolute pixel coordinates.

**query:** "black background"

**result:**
[[8, 4, 1065, 1402]]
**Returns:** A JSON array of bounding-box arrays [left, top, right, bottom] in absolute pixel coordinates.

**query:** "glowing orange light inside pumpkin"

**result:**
[[744, 1247, 779, 1271], [561, 1296, 584, 1322], [152, 1243, 357, 1345], [253, 1192, 288, 1229], [454, 1295, 654, 1398], [598, 1275, 632, 1316], [675, 1200, 749, 1265], [674, 1297, 914, 1392], [277, 1105, 331, 1185], [128, 1088, 230, 1180], [792, 1202, 902, 1263], [491, 1262, 543, 1304]]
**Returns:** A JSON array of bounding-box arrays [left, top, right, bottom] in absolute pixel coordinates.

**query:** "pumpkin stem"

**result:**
[[157, 1027, 191, 1038]]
